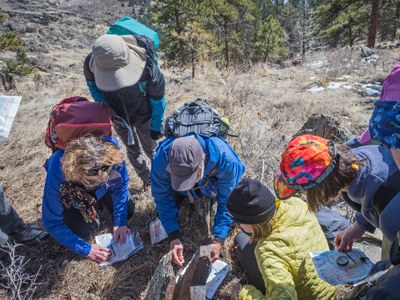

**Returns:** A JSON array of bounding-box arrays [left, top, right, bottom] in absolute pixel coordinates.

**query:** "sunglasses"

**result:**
[[85, 165, 112, 176]]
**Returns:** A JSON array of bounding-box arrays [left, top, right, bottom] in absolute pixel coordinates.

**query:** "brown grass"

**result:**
[[1, 47, 399, 299]]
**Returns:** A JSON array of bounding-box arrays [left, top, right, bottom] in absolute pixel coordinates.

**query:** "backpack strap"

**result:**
[[189, 162, 220, 197], [134, 35, 157, 76], [373, 170, 400, 214]]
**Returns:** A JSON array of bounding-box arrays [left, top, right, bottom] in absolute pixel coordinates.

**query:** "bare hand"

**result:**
[[334, 222, 366, 252], [210, 242, 222, 263], [86, 244, 111, 262], [113, 225, 130, 245], [170, 239, 185, 266]]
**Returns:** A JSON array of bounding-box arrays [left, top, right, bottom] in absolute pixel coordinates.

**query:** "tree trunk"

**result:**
[[174, 7, 185, 63], [391, 1, 400, 42], [367, 0, 380, 47], [191, 48, 195, 78], [223, 16, 230, 69], [348, 24, 353, 47]]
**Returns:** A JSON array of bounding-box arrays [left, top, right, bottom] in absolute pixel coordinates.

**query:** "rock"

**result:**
[[361, 46, 378, 58], [294, 114, 351, 143], [3, 21, 27, 33], [292, 59, 302, 66]]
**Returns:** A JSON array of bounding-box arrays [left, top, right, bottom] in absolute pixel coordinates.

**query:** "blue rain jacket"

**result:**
[[42, 137, 130, 257], [151, 133, 245, 239]]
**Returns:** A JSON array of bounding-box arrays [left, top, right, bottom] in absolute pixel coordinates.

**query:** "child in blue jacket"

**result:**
[[151, 133, 245, 265], [42, 135, 134, 262]]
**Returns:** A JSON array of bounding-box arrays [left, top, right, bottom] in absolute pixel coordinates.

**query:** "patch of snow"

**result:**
[[327, 82, 343, 89], [307, 85, 325, 93], [306, 60, 329, 69], [366, 88, 381, 97], [310, 76, 317, 81]]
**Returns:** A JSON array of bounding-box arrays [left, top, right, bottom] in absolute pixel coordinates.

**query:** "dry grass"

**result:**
[[1, 47, 400, 299]]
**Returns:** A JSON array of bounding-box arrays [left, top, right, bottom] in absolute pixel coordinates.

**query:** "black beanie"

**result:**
[[227, 178, 276, 224]]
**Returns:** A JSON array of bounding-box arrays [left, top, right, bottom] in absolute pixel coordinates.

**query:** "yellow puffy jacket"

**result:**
[[239, 197, 336, 300]]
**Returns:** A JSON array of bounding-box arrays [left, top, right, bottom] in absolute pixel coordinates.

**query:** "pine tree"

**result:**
[[295, 0, 320, 61], [206, 0, 257, 68], [378, 0, 400, 42], [255, 15, 285, 61], [316, 0, 370, 47]]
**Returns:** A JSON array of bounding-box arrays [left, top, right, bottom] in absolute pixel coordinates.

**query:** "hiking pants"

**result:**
[[63, 191, 135, 239], [113, 118, 156, 183], [315, 206, 350, 250], [235, 230, 266, 294], [0, 183, 22, 244]]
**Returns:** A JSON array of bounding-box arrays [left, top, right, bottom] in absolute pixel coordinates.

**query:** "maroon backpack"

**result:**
[[45, 96, 112, 152]]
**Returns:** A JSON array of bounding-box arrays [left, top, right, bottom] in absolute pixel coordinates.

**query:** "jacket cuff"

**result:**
[[167, 230, 181, 242], [212, 236, 226, 245], [355, 212, 376, 233], [150, 97, 166, 131]]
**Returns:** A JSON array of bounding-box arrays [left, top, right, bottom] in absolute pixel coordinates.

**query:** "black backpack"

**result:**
[[164, 99, 234, 139]]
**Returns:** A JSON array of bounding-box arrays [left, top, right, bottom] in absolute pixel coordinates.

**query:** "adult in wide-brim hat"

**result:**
[[84, 34, 166, 191]]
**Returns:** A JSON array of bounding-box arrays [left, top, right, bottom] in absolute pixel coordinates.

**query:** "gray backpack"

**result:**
[[164, 98, 233, 138]]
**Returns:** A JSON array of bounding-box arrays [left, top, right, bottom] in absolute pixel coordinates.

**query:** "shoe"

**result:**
[[6, 224, 49, 245], [143, 180, 151, 192]]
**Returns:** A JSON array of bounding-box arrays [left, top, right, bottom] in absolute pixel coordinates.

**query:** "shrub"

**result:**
[[0, 32, 26, 51]]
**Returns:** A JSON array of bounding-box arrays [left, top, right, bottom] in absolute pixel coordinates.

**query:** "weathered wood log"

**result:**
[[144, 252, 176, 300], [173, 245, 211, 300], [179, 197, 215, 245]]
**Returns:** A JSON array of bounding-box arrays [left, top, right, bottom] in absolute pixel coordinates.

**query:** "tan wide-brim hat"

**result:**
[[89, 34, 146, 92]]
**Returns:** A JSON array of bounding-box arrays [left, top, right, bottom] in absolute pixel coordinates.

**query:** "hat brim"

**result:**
[[90, 49, 145, 92], [274, 171, 297, 200], [359, 128, 372, 144], [171, 167, 200, 192]]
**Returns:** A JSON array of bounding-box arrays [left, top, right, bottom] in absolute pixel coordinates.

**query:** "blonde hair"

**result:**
[[61, 135, 123, 188], [248, 219, 275, 243]]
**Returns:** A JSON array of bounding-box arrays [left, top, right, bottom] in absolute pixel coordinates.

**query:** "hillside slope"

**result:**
[[1, 1, 399, 299]]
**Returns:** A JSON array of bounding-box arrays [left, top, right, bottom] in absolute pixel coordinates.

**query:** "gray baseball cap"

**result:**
[[168, 136, 205, 191]]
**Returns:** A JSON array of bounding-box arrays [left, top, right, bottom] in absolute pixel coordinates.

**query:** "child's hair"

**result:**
[[62, 135, 123, 188], [248, 219, 276, 243], [305, 144, 362, 212]]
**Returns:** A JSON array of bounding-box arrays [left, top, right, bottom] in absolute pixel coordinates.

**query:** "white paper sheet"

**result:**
[[0, 96, 22, 143], [310, 248, 373, 286], [95, 228, 143, 268]]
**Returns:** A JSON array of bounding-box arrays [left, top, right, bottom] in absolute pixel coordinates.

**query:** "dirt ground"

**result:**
[[1, 51, 399, 299], [1, 1, 400, 299]]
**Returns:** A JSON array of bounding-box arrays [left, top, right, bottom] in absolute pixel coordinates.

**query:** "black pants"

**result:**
[[63, 191, 135, 239], [235, 231, 266, 294]]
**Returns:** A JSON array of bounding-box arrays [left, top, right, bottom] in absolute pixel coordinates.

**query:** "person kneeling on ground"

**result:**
[[151, 134, 245, 265], [228, 178, 336, 300], [275, 134, 400, 260], [42, 135, 134, 262]]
